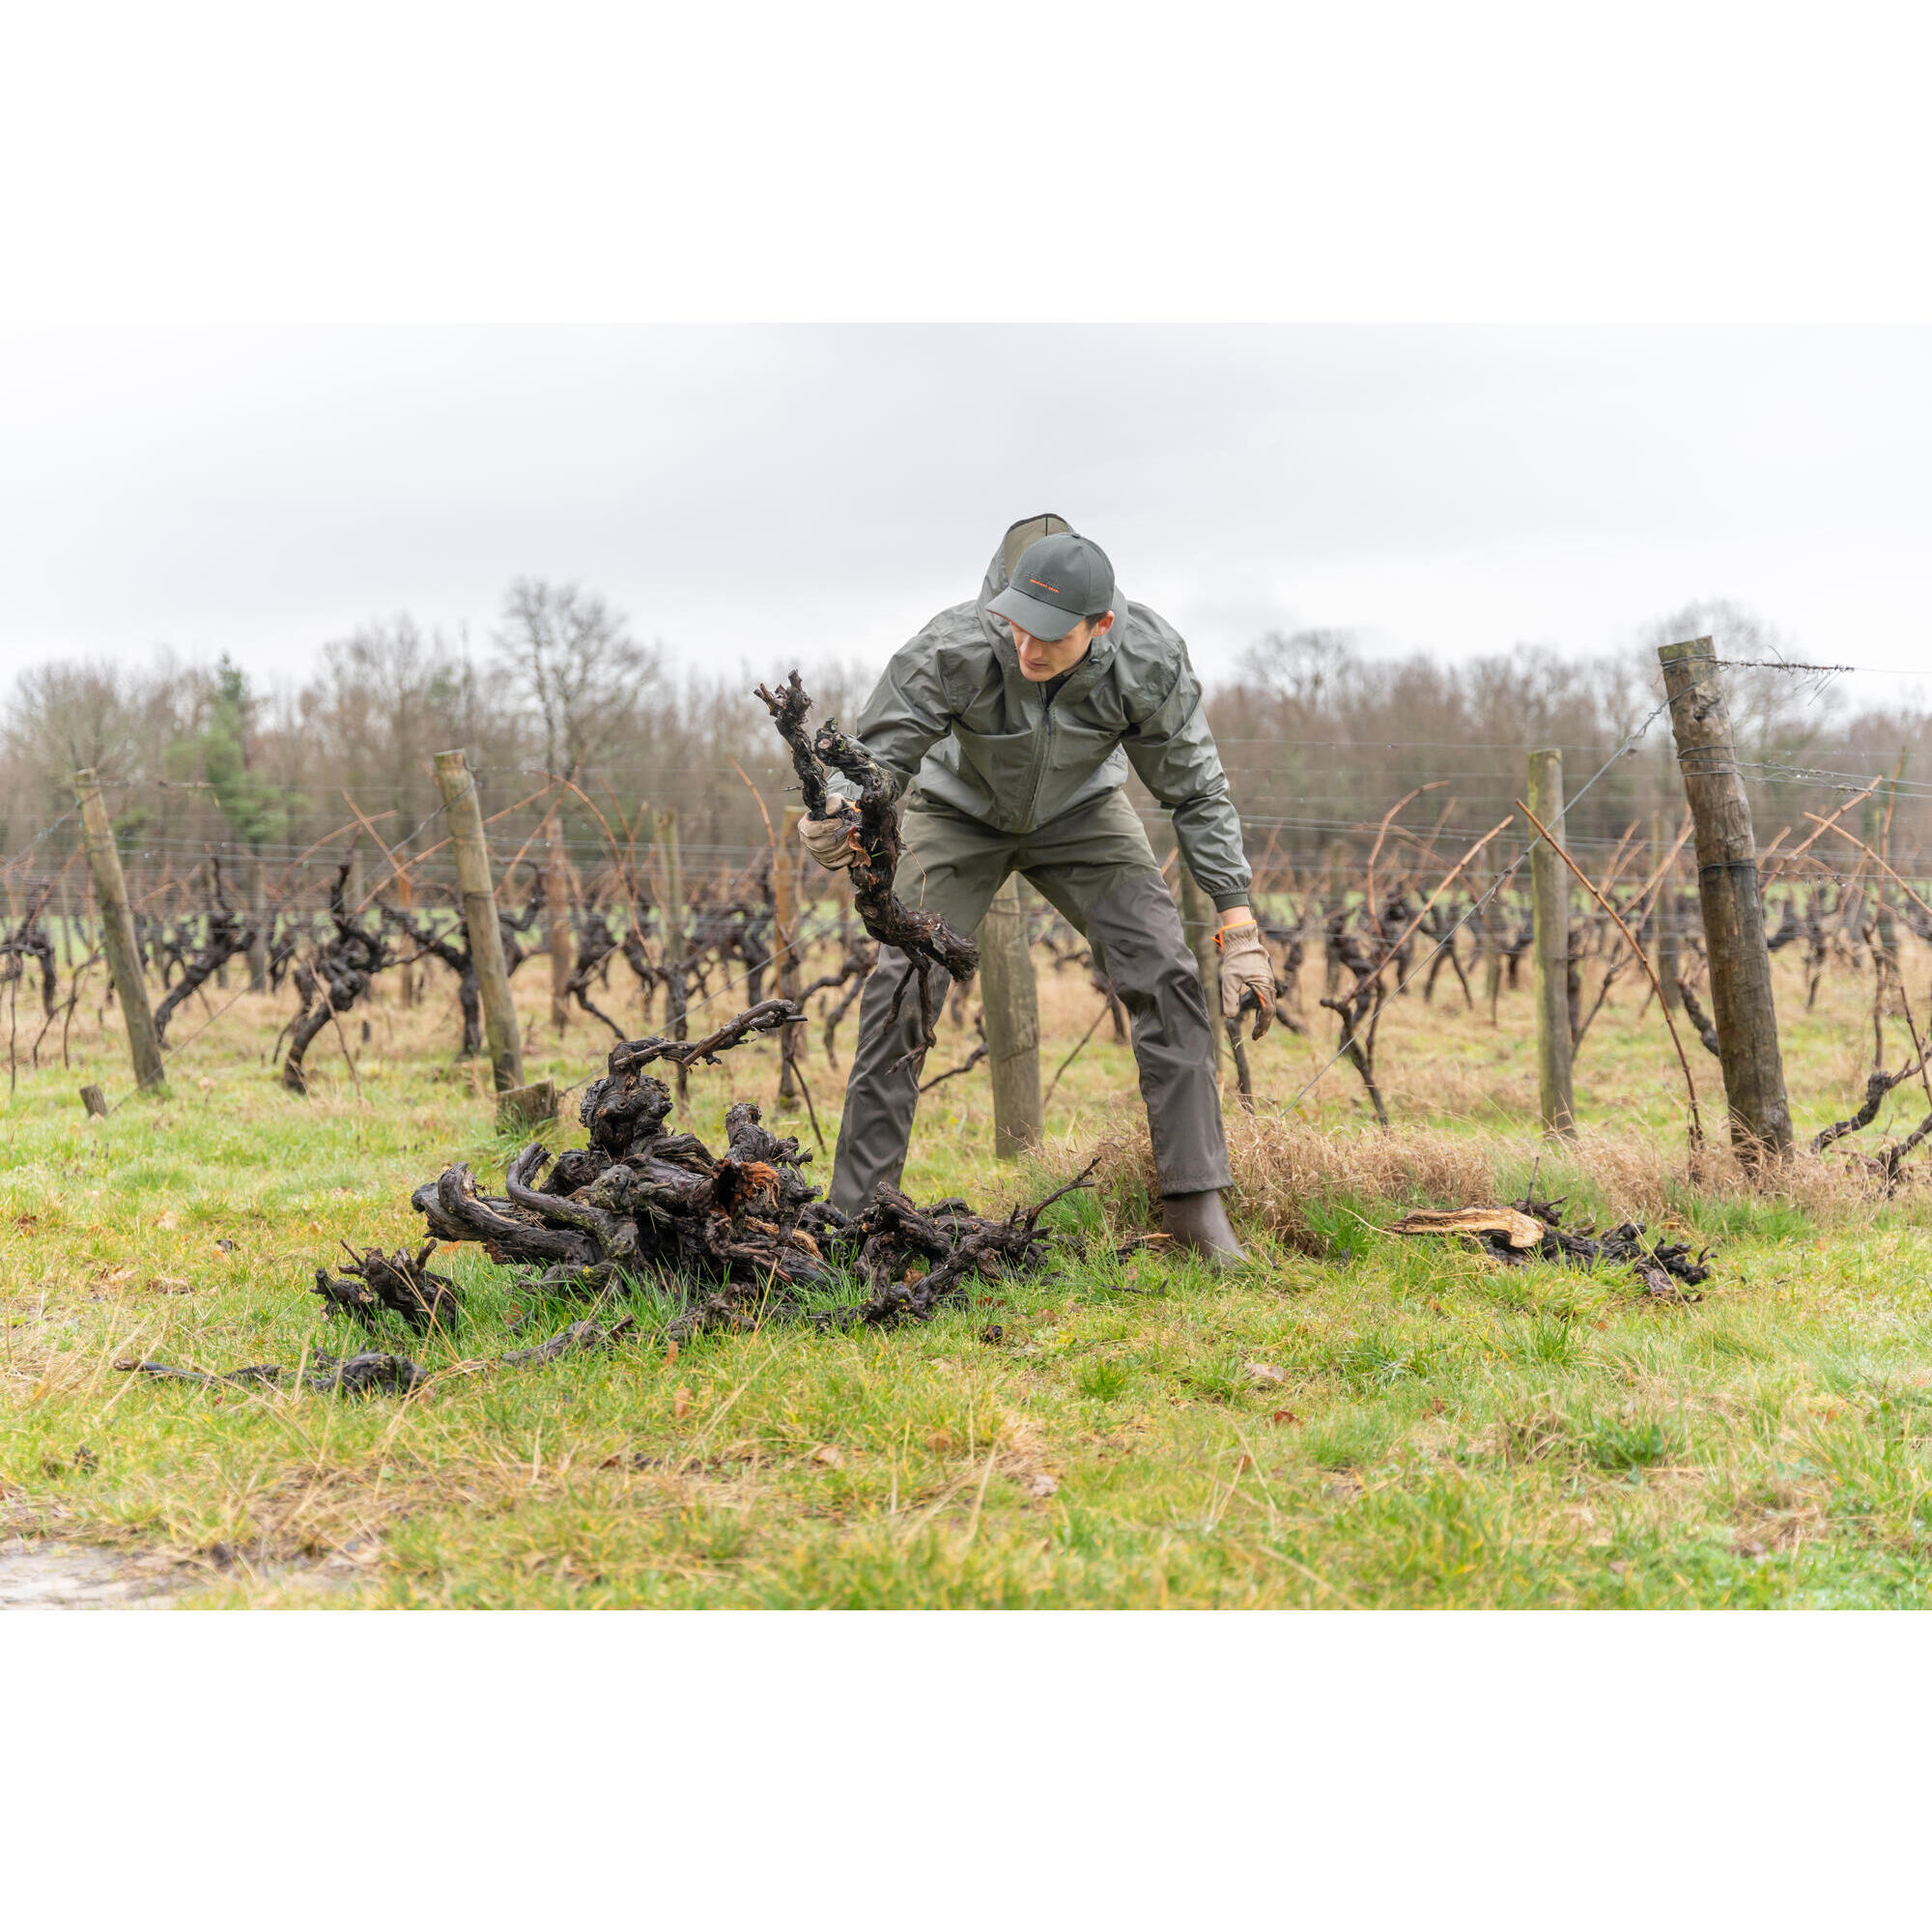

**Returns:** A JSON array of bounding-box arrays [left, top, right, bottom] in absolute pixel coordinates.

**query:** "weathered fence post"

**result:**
[[774, 807, 805, 1104], [433, 749, 524, 1094], [546, 810, 572, 1036], [1651, 810, 1681, 1011], [660, 807, 688, 1098], [1527, 750, 1576, 1136], [1177, 860, 1224, 1078], [246, 852, 269, 991], [1659, 638, 1793, 1162], [73, 768, 166, 1097], [977, 873, 1042, 1155]]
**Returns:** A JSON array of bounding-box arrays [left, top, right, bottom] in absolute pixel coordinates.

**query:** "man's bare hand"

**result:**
[[798, 803, 859, 870]]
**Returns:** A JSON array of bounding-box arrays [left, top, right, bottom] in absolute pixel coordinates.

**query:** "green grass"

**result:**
[[4, 937, 1932, 1607]]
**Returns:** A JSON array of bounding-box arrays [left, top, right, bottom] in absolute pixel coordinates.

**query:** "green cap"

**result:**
[[988, 530, 1117, 642]]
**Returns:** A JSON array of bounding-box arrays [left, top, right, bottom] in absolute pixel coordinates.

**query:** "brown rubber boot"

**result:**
[[1160, 1189, 1247, 1264]]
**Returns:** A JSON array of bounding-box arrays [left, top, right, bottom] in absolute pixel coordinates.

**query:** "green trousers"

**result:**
[[830, 787, 1233, 1213]]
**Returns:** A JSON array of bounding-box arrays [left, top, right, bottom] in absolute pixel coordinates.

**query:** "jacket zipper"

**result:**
[[1025, 690, 1054, 827]]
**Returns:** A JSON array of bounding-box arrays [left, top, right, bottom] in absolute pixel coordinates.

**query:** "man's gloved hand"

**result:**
[[798, 803, 859, 870], [1215, 920, 1275, 1039]]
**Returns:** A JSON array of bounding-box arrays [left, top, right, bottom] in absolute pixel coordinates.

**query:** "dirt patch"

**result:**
[[0, 1536, 191, 1609], [0, 1531, 380, 1608]]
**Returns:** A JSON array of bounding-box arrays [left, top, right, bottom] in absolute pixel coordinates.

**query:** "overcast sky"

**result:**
[[1, 326, 1926, 695]]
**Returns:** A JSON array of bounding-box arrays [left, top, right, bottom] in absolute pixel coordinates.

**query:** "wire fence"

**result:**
[[4, 655, 1929, 1164]]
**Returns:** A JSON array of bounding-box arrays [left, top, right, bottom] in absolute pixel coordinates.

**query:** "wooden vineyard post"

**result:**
[[1177, 859, 1224, 1077], [1652, 810, 1682, 1011], [1527, 750, 1576, 1136], [73, 767, 166, 1098], [546, 810, 572, 1036], [246, 851, 269, 991], [1659, 638, 1794, 1163], [433, 749, 525, 1094], [774, 807, 805, 1104], [661, 807, 685, 1017], [660, 808, 688, 1098], [977, 873, 1042, 1155]]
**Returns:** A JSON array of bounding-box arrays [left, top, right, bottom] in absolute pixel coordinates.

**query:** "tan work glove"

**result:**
[[798, 803, 858, 870], [1215, 920, 1275, 1040]]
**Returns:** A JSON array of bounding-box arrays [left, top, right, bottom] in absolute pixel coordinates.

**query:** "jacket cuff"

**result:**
[[1211, 890, 1255, 914]]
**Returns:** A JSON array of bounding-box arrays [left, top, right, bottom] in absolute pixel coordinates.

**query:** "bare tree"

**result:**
[[1640, 598, 1839, 762], [493, 580, 656, 777]]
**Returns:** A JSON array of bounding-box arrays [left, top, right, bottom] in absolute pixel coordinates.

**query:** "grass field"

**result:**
[[4, 925, 1931, 1608]]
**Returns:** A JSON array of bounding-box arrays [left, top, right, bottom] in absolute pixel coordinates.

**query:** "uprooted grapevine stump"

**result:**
[[406, 999, 1091, 1342], [755, 670, 977, 1069]]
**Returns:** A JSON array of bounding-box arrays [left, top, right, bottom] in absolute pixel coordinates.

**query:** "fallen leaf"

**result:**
[[1243, 1362, 1286, 1385], [925, 1429, 954, 1453], [810, 1443, 845, 1470], [671, 1385, 693, 1421], [1429, 1396, 1445, 1415], [980, 1323, 1004, 1346], [196, 1077, 213, 1093], [1029, 1473, 1059, 1498], [156, 1209, 179, 1231], [1390, 1207, 1545, 1249], [214, 1237, 236, 1254], [1270, 1409, 1300, 1426], [149, 1276, 192, 1295], [665, 1340, 680, 1367]]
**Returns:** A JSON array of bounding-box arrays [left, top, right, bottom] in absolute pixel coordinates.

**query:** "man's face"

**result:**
[[1009, 610, 1114, 682]]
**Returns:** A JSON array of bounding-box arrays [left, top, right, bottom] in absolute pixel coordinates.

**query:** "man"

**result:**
[[801, 514, 1274, 1261]]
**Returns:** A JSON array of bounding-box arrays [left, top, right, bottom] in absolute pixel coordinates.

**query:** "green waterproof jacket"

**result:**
[[850, 530, 1254, 911]]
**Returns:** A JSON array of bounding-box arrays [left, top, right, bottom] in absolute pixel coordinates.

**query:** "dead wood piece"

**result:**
[[406, 1009, 1088, 1340], [411, 1161, 603, 1270], [757, 670, 977, 1070], [122, 1360, 284, 1390], [1465, 1195, 1716, 1300], [608, 998, 804, 1073], [1391, 1207, 1545, 1249], [121, 1350, 422, 1395], [308, 1350, 424, 1395], [499, 1316, 635, 1367], [314, 1240, 461, 1336]]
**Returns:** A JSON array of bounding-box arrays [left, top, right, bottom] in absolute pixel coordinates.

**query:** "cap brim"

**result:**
[[987, 583, 1084, 641]]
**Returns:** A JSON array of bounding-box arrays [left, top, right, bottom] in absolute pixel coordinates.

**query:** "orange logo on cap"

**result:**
[[1029, 578, 1061, 593]]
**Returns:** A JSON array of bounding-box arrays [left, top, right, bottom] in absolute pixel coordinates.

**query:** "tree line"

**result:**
[[3, 582, 1925, 901]]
